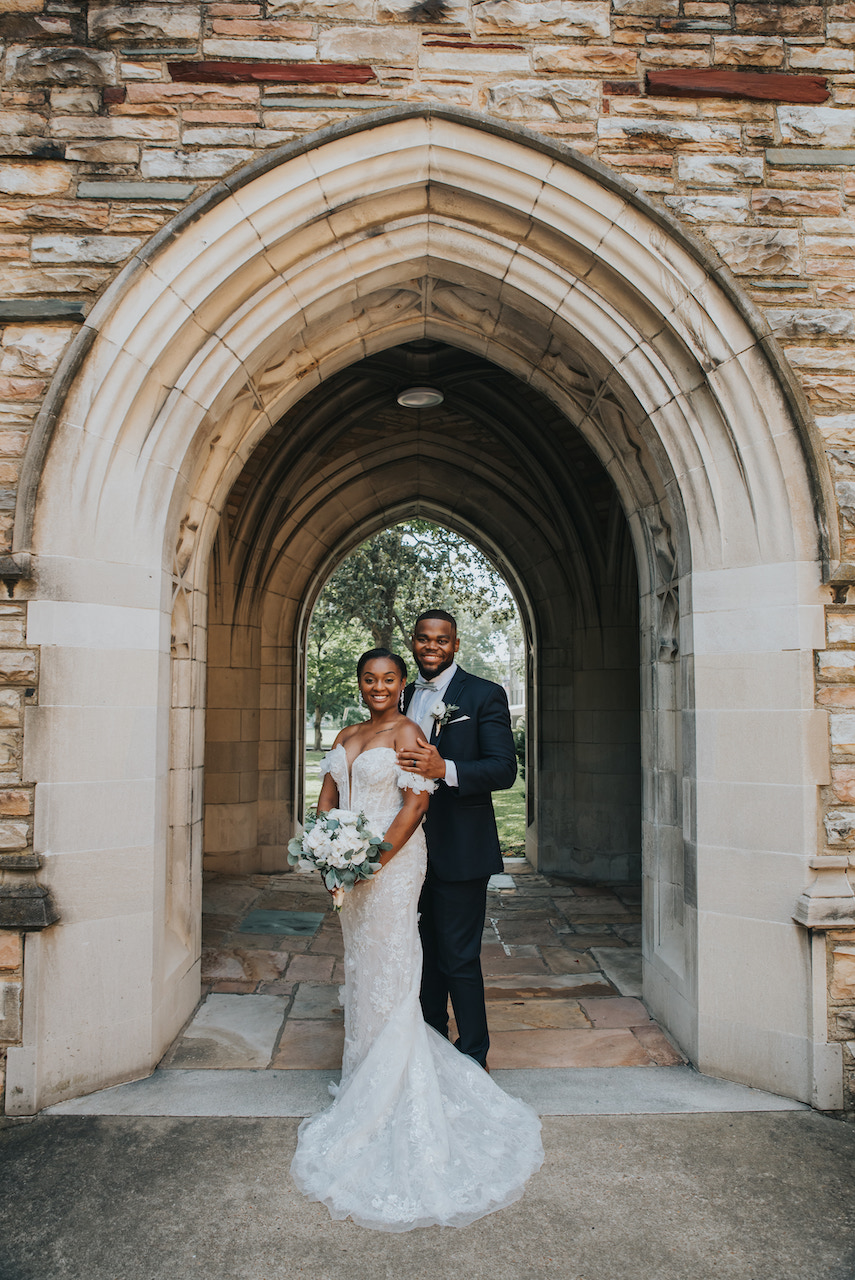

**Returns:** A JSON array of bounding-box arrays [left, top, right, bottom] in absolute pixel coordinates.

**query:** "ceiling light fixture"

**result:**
[[396, 386, 445, 409]]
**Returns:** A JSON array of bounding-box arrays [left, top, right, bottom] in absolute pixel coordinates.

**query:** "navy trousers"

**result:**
[[418, 867, 491, 1068]]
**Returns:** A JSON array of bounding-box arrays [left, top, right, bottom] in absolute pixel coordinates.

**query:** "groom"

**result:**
[[397, 609, 517, 1069]]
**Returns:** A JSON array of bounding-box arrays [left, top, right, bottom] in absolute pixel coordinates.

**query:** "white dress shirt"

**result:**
[[407, 661, 460, 788]]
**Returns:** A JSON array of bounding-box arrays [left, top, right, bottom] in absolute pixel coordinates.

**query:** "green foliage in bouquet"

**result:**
[[288, 808, 392, 901]]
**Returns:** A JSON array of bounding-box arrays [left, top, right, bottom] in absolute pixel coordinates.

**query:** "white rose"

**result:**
[[328, 808, 357, 824], [307, 828, 334, 857], [350, 849, 367, 866], [429, 698, 446, 720]]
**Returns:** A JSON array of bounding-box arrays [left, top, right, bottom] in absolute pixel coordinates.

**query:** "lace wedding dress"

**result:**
[[290, 744, 544, 1232]]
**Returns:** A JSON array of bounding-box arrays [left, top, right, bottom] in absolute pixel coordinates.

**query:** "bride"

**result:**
[[290, 648, 544, 1232]]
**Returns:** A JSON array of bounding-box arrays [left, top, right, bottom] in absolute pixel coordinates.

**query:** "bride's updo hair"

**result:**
[[356, 647, 408, 682]]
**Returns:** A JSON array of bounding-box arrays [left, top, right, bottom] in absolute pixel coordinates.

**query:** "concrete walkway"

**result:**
[[2, 1109, 854, 1280], [46, 1063, 806, 1118], [8, 862, 854, 1278]]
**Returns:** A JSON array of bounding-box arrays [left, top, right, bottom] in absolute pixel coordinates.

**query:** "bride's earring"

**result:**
[[399, 689, 405, 712], [358, 690, 365, 708]]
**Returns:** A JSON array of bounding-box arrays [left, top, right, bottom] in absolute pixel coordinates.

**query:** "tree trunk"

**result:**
[[313, 704, 323, 752]]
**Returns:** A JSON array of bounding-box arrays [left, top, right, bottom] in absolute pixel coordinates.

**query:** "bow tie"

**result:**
[[414, 675, 440, 689]]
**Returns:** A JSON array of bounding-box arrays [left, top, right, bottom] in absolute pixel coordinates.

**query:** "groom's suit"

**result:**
[[404, 665, 517, 1067]]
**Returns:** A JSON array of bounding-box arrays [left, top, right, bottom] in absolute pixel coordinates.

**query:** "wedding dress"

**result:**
[[290, 744, 544, 1232]]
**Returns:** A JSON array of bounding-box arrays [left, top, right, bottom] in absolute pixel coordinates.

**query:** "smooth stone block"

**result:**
[[488, 873, 516, 889], [201, 881, 259, 916], [270, 1019, 344, 1069], [487, 998, 591, 1032], [647, 69, 828, 103], [489, 1027, 654, 1069], [284, 955, 335, 982], [288, 984, 343, 1021], [579, 996, 653, 1028], [540, 947, 600, 975], [169, 994, 285, 1069], [261, 96, 390, 109], [77, 180, 198, 200], [0, 299, 86, 321], [591, 947, 643, 997], [119, 47, 198, 56], [766, 148, 855, 166], [630, 1024, 685, 1065], [481, 949, 549, 976], [238, 909, 324, 936]]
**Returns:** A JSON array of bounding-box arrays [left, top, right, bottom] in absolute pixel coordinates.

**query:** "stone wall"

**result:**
[[816, 601, 855, 1108], [0, 607, 41, 1108], [2, 0, 855, 1108]]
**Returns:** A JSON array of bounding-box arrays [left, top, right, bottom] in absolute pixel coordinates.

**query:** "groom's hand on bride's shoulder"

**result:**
[[397, 737, 447, 781]]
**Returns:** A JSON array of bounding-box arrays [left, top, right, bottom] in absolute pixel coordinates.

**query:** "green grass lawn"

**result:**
[[305, 749, 325, 811], [303, 750, 526, 853], [493, 771, 526, 854]]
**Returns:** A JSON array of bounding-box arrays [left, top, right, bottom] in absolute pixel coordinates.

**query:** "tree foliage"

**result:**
[[306, 614, 369, 750], [318, 521, 514, 653], [306, 521, 523, 736]]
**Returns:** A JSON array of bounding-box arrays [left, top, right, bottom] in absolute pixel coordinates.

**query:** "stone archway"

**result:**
[[201, 341, 640, 894], [8, 107, 832, 1114]]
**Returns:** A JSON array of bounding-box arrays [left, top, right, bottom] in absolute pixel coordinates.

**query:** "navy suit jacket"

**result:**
[[404, 667, 517, 882]]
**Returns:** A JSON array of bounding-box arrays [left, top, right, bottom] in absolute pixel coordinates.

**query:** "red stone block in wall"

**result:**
[[168, 61, 375, 85], [646, 69, 828, 104]]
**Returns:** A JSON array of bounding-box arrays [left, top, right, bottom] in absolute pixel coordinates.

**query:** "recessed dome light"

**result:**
[[396, 386, 444, 408]]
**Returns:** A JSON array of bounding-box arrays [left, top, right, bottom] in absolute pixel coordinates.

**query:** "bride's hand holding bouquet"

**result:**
[[288, 808, 392, 910]]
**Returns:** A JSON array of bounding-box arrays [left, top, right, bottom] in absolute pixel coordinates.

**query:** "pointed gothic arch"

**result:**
[[8, 107, 833, 1114]]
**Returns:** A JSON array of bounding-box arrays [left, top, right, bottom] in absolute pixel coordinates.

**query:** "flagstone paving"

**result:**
[[165, 859, 684, 1072]]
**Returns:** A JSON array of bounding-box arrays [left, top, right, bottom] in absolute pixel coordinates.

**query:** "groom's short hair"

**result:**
[[414, 609, 457, 634]]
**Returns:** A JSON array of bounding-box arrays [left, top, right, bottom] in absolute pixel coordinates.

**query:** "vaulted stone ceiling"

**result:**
[[220, 339, 636, 621]]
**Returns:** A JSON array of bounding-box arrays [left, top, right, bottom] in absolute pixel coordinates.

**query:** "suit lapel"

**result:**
[[443, 667, 468, 709], [432, 668, 468, 746], [405, 668, 468, 743]]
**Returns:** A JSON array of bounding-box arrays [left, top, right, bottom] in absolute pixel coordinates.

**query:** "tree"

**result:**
[[452, 606, 524, 689], [317, 521, 515, 656], [306, 612, 369, 750]]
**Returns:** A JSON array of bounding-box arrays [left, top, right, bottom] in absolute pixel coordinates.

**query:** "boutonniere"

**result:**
[[429, 699, 459, 737]]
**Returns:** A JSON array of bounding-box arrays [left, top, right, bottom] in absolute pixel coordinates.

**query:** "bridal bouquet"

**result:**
[[288, 808, 391, 910]]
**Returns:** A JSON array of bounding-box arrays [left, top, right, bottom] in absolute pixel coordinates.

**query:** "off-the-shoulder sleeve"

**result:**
[[396, 767, 436, 795], [319, 754, 333, 779]]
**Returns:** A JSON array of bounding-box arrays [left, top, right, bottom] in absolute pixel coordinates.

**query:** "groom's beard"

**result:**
[[415, 656, 454, 681]]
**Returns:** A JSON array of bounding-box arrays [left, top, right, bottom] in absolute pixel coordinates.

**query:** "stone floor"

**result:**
[[168, 859, 684, 1072]]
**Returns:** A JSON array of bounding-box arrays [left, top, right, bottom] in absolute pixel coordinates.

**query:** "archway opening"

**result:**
[[302, 518, 527, 858], [184, 337, 649, 1070], [200, 340, 641, 890]]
